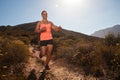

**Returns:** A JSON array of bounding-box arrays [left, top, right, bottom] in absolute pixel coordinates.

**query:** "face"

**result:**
[[41, 11, 47, 19]]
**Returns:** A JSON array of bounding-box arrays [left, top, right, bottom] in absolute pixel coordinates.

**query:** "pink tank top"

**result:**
[[40, 22, 53, 41]]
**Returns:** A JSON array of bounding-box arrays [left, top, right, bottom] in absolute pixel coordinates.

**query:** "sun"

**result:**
[[63, 0, 86, 6], [55, 0, 89, 8], [55, 0, 90, 15]]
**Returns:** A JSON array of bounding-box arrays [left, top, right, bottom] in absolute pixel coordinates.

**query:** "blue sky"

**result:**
[[0, 0, 120, 35]]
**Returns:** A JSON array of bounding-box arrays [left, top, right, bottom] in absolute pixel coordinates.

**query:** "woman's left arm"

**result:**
[[51, 22, 62, 32]]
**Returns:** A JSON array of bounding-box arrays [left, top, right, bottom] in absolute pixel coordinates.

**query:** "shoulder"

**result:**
[[36, 21, 42, 28], [37, 21, 42, 25]]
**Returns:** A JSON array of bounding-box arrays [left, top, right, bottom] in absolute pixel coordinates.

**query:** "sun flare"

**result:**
[[64, 0, 86, 7]]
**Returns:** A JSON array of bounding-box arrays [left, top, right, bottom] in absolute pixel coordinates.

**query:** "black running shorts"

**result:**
[[40, 39, 53, 46]]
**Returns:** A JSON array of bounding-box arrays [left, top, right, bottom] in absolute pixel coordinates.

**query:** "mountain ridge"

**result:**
[[13, 21, 101, 40], [91, 24, 120, 38]]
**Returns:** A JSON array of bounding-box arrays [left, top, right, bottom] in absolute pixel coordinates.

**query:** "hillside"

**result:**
[[91, 24, 120, 38], [0, 21, 102, 44], [13, 21, 102, 41], [1, 22, 120, 80], [0, 22, 103, 46]]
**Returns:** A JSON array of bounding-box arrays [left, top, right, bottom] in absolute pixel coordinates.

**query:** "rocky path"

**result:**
[[23, 45, 99, 80]]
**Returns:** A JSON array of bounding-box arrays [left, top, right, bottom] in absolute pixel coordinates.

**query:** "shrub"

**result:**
[[0, 39, 29, 66], [19, 37, 30, 45], [0, 37, 29, 79], [105, 33, 116, 46]]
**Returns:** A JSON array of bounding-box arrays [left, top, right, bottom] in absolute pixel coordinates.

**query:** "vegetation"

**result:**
[[0, 24, 120, 80], [53, 33, 120, 79], [0, 36, 29, 80]]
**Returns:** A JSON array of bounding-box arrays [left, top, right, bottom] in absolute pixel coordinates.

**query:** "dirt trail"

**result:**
[[23, 45, 99, 80]]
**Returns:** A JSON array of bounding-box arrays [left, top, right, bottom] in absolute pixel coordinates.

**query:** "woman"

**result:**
[[35, 10, 62, 70]]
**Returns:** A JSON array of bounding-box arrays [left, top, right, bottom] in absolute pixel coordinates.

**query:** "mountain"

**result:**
[[91, 24, 120, 38]]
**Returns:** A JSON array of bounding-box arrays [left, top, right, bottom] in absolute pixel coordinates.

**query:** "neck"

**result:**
[[42, 19, 48, 24], [42, 19, 47, 21]]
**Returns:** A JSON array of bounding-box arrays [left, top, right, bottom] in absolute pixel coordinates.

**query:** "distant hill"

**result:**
[[91, 24, 120, 38]]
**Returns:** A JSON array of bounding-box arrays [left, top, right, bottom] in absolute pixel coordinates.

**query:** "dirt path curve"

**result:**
[[23, 45, 99, 80]]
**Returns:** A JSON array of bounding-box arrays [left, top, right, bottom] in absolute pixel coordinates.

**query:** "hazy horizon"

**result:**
[[0, 0, 120, 35]]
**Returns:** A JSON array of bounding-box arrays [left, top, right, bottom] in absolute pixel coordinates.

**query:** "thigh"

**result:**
[[40, 46, 47, 55], [47, 44, 53, 54]]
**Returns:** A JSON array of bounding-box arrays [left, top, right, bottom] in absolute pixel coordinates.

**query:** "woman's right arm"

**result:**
[[35, 21, 46, 33]]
